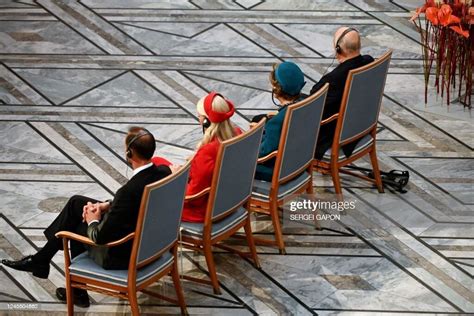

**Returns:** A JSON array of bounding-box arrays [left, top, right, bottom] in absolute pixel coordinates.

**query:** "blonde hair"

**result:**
[[196, 95, 237, 148]]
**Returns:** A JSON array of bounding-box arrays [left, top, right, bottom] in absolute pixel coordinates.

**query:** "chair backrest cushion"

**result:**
[[211, 122, 264, 220], [278, 85, 328, 181], [339, 52, 392, 143], [136, 164, 190, 265]]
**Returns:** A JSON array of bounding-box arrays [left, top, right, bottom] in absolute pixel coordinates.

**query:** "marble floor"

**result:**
[[0, 0, 473, 315]]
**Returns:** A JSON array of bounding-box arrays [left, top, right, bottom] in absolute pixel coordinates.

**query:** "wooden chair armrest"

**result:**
[[55, 231, 135, 247], [55, 231, 97, 246], [257, 151, 277, 163], [321, 113, 338, 125], [185, 187, 211, 202], [267, 111, 278, 118], [105, 233, 135, 247]]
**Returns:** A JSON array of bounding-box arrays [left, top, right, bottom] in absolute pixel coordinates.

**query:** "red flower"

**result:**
[[424, 4, 464, 27], [426, 7, 439, 24], [450, 25, 470, 37], [408, 0, 472, 107], [438, 4, 461, 26], [410, 0, 436, 21]]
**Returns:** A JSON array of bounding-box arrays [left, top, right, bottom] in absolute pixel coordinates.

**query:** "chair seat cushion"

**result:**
[[180, 206, 247, 239], [69, 251, 173, 287], [251, 171, 311, 201], [322, 134, 373, 161]]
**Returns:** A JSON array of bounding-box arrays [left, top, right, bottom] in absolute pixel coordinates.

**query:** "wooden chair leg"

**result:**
[[66, 283, 73, 316], [270, 200, 286, 254], [244, 216, 260, 269], [202, 243, 221, 295], [369, 147, 384, 193], [128, 289, 140, 316], [306, 179, 314, 194], [330, 162, 343, 195], [171, 255, 188, 315]]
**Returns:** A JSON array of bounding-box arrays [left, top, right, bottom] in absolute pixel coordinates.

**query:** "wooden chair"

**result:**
[[248, 84, 329, 254], [180, 120, 265, 295], [56, 162, 191, 316], [314, 51, 392, 195]]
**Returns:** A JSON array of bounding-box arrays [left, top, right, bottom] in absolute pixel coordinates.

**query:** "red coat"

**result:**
[[151, 156, 172, 167], [181, 140, 220, 222], [153, 128, 242, 223], [183, 128, 242, 223]]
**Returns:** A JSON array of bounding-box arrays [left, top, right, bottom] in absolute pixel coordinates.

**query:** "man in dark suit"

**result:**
[[311, 27, 374, 159], [2, 126, 171, 307]]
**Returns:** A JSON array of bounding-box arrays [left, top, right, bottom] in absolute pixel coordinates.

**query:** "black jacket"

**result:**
[[311, 55, 374, 159], [87, 164, 171, 269]]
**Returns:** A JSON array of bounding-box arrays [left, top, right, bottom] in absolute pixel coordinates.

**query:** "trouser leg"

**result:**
[[34, 195, 100, 264]]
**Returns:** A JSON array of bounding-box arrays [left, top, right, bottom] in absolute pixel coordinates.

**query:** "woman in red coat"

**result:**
[[182, 92, 242, 222], [154, 92, 241, 223]]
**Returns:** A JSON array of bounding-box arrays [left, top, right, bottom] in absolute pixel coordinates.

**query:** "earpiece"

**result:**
[[125, 129, 151, 160], [202, 116, 211, 129], [335, 27, 358, 55], [271, 91, 279, 106], [201, 117, 211, 134]]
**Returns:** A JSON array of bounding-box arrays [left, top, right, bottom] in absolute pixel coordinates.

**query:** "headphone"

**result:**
[[126, 129, 152, 159], [335, 27, 358, 55], [202, 117, 211, 130], [320, 27, 358, 77]]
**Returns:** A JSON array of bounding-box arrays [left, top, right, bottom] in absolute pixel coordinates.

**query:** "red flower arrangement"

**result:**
[[411, 0, 473, 107]]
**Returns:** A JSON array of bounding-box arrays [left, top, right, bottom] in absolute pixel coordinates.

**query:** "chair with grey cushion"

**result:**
[[56, 162, 191, 316], [248, 83, 329, 254], [180, 120, 265, 295], [314, 51, 392, 195]]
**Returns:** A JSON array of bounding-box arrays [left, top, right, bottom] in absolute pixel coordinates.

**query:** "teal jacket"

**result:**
[[255, 105, 288, 181], [255, 95, 306, 181]]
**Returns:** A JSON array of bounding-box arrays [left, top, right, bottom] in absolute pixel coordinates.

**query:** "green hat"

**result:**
[[275, 61, 306, 96]]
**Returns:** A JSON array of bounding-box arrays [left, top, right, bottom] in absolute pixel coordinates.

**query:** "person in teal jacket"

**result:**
[[253, 61, 306, 181]]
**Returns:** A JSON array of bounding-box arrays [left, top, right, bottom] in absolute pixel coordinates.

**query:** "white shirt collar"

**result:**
[[132, 162, 153, 178]]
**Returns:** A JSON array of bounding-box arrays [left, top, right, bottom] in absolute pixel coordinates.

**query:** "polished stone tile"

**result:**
[[14, 68, 123, 105], [116, 22, 271, 57], [1, 0, 473, 314], [0, 21, 102, 54], [66, 71, 176, 108]]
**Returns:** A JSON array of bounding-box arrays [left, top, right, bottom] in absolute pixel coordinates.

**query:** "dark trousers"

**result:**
[[38, 195, 99, 263]]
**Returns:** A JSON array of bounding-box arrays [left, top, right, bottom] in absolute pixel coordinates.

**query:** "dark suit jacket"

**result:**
[[311, 55, 374, 159], [87, 164, 171, 269]]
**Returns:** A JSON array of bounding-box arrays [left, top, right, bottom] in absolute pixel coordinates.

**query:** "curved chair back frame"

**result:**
[[314, 50, 392, 197], [248, 84, 329, 254], [180, 120, 265, 295], [129, 160, 191, 274], [272, 83, 329, 188], [58, 161, 191, 316], [334, 50, 392, 148], [204, 119, 265, 227]]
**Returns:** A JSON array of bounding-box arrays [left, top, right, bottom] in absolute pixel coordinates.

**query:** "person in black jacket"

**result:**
[[2, 126, 171, 307], [311, 27, 374, 160]]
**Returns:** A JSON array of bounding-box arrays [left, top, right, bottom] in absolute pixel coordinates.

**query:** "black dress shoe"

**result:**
[[56, 287, 90, 308], [1, 255, 50, 279]]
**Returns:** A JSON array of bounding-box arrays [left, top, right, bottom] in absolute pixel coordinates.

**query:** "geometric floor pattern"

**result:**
[[0, 0, 472, 315]]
